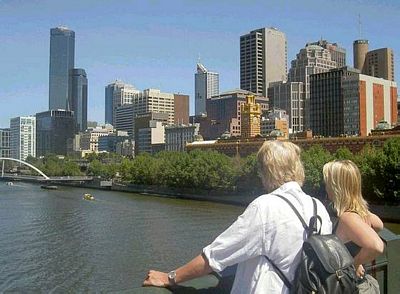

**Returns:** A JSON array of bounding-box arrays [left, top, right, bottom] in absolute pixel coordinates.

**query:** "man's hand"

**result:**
[[356, 264, 365, 278], [143, 270, 169, 287]]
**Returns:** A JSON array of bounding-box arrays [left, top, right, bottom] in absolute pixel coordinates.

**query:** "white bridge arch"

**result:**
[[0, 157, 50, 180]]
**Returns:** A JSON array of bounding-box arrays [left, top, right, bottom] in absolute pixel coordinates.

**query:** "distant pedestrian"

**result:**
[[143, 141, 332, 293]]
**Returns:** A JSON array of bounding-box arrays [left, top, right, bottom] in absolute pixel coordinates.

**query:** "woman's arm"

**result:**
[[368, 212, 384, 232], [336, 212, 384, 267], [143, 254, 212, 287]]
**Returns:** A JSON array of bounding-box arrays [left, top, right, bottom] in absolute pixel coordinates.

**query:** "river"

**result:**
[[0, 182, 243, 292]]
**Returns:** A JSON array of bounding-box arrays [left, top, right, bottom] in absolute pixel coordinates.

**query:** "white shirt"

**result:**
[[203, 181, 332, 294]]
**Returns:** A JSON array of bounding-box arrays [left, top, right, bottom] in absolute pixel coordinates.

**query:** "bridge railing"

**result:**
[[132, 227, 400, 294]]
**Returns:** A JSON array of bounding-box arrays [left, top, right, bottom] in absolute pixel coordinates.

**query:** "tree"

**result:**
[[301, 145, 334, 199]]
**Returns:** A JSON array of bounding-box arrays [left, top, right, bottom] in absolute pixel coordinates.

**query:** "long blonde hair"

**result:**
[[323, 160, 369, 218], [257, 141, 305, 192]]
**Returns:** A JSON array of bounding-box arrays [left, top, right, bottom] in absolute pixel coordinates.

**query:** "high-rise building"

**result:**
[[310, 66, 398, 137], [287, 44, 337, 130], [174, 94, 189, 125], [364, 48, 395, 81], [194, 63, 219, 116], [71, 69, 88, 132], [0, 128, 11, 158], [268, 81, 304, 133], [307, 40, 346, 67], [36, 110, 76, 156], [353, 40, 395, 81], [10, 116, 36, 160], [105, 81, 139, 126], [240, 27, 287, 96], [49, 26, 75, 110]]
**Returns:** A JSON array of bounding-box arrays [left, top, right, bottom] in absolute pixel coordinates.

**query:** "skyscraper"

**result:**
[[364, 48, 395, 81], [71, 69, 88, 132], [307, 40, 346, 67], [105, 80, 139, 125], [10, 116, 36, 160], [353, 39, 369, 71], [0, 128, 11, 158], [194, 63, 219, 116], [240, 27, 287, 96], [49, 26, 75, 110]]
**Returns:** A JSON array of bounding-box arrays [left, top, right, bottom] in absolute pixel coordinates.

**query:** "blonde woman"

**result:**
[[323, 160, 384, 290], [143, 141, 332, 293]]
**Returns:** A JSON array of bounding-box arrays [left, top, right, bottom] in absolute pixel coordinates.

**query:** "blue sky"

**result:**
[[1, 0, 399, 127]]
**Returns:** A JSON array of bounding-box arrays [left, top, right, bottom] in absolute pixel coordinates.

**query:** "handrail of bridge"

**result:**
[[0, 157, 49, 179], [132, 227, 399, 294]]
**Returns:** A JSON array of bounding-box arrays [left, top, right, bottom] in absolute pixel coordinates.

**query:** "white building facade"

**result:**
[[10, 116, 36, 160]]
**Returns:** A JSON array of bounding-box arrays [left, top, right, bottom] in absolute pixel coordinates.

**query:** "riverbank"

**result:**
[[44, 179, 400, 224]]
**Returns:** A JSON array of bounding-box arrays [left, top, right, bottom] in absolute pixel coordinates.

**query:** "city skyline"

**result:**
[[1, 0, 400, 127]]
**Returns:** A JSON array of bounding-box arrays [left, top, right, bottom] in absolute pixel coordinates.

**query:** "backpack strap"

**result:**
[[263, 195, 320, 289], [264, 255, 292, 290]]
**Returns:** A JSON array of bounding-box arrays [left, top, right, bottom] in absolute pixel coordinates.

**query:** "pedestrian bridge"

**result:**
[[0, 157, 93, 182]]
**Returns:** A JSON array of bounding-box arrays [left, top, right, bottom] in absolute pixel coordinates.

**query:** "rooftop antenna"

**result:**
[[197, 53, 201, 64], [358, 13, 362, 39]]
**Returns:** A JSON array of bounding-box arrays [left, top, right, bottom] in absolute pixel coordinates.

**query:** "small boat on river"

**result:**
[[83, 193, 95, 201], [41, 185, 58, 190], [6, 182, 14, 186]]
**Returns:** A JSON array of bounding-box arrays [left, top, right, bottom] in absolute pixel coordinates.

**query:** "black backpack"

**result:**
[[265, 195, 359, 294]]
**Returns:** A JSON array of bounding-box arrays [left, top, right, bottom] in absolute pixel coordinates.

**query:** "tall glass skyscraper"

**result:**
[[49, 26, 75, 110], [71, 69, 88, 132], [194, 63, 219, 116]]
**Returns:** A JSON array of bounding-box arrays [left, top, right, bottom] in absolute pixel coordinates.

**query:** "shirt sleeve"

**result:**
[[202, 202, 264, 272]]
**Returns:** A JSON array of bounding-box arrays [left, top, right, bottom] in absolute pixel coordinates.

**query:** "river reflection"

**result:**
[[0, 182, 243, 292]]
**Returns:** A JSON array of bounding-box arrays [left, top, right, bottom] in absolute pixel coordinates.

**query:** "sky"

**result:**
[[1, 0, 399, 127]]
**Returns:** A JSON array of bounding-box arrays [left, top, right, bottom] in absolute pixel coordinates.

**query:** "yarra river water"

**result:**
[[0, 182, 243, 292], [1, 182, 399, 292]]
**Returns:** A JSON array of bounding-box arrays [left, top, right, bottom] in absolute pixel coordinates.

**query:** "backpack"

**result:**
[[265, 195, 359, 294]]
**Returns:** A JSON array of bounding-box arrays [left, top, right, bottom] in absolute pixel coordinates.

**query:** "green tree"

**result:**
[[334, 147, 353, 160], [301, 145, 334, 199]]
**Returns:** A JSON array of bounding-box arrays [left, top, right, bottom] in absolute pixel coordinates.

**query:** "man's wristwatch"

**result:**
[[167, 270, 177, 286]]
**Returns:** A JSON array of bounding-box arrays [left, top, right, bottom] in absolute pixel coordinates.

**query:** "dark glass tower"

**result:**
[[49, 26, 75, 110], [71, 69, 88, 132]]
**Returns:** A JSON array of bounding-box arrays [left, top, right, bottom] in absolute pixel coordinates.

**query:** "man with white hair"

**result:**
[[143, 141, 332, 293]]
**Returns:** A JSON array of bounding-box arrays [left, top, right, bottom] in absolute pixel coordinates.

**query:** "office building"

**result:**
[[200, 89, 268, 139], [134, 89, 175, 125], [165, 124, 199, 152], [134, 113, 168, 154], [36, 110, 76, 156], [98, 131, 129, 153], [115, 104, 135, 136], [71, 68, 88, 132], [49, 26, 75, 110], [0, 128, 11, 158], [364, 48, 395, 81], [240, 27, 287, 96], [10, 116, 36, 160], [353, 40, 395, 81], [268, 81, 304, 133], [195, 63, 219, 116], [105, 81, 139, 126], [307, 40, 346, 67], [174, 94, 189, 124], [310, 67, 398, 137], [288, 44, 337, 130]]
